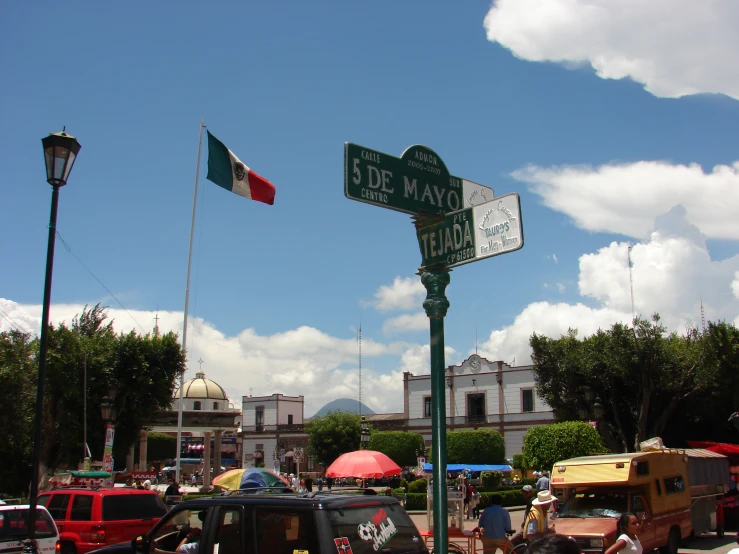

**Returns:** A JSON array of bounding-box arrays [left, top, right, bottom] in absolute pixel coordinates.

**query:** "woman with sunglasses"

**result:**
[[605, 513, 643, 554]]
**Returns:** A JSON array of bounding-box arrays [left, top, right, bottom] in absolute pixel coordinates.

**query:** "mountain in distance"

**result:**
[[310, 398, 376, 418]]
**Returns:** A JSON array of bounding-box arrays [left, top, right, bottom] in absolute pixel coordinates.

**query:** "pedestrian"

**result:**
[[523, 491, 557, 543], [510, 485, 535, 546], [165, 478, 181, 497], [317, 475, 324, 491], [536, 471, 550, 492], [291, 473, 299, 491], [191, 473, 197, 486], [604, 513, 643, 554], [304, 474, 313, 492], [474, 494, 514, 554], [326, 475, 334, 492], [470, 486, 482, 518]]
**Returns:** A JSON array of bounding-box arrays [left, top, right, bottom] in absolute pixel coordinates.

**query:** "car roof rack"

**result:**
[[220, 486, 295, 496]]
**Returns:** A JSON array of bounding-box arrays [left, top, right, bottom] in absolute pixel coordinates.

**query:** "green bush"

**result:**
[[447, 429, 505, 464], [368, 431, 425, 467], [405, 493, 427, 510], [408, 478, 428, 493], [477, 490, 526, 509], [480, 470, 503, 490], [399, 478, 408, 491], [523, 421, 608, 471]]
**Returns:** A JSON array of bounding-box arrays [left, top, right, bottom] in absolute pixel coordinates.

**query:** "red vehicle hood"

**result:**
[[555, 517, 617, 538]]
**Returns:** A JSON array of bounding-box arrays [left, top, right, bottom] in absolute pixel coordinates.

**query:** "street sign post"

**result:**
[[343, 140, 523, 554], [416, 193, 524, 270], [344, 143, 494, 215]]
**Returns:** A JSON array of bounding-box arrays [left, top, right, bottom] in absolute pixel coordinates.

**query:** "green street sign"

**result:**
[[416, 193, 524, 269], [344, 142, 494, 215]]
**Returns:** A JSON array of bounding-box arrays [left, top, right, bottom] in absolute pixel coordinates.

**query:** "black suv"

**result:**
[[91, 491, 428, 554]]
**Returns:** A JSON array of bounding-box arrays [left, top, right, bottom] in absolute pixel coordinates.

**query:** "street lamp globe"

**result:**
[[593, 397, 605, 420], [42, 130, 81, 187], [100, 396, 113, 422]]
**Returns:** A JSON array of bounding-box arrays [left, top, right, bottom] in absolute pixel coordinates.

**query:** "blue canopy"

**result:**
[[422, 463, 513, 473]]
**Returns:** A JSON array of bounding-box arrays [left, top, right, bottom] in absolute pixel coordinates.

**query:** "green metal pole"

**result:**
[[421, 267, 450, 554]]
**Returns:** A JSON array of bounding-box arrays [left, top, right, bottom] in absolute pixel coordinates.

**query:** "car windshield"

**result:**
[[326, 503, 426, 554], [558, 492, 627, 519], [0, 508, 57, 540]]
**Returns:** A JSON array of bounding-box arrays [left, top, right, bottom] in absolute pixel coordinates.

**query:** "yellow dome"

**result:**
[[175, 371, 227, 400]]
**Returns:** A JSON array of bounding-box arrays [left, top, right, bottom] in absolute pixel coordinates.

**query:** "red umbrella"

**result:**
[[326, 450, 402, 479]]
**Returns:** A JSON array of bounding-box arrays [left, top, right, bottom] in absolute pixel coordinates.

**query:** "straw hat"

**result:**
[[532, 490, 556, 505]]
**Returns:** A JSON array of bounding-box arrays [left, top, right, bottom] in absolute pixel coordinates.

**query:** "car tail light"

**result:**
[[55, 541, 62, 553], [90, 525, 106, 543]]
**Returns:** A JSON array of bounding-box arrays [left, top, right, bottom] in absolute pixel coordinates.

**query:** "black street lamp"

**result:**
[[360, 416, 370, 450], [25, 130, 81, 554], [578, 386, 605, 422]]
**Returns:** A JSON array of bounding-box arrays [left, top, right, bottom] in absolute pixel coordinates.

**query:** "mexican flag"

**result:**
[[206, 131, 276, 205]]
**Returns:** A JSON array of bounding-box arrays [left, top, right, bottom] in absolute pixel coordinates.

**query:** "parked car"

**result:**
[[37, 488, 167, 554], [87, 490, 428, 554], [0, 504, 59, 554]]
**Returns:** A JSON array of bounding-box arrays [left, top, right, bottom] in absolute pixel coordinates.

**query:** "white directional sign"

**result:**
[[416, 193, 524, 269]]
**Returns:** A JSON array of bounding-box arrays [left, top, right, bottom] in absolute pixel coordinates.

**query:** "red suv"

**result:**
[[37, 488, 167, 554]]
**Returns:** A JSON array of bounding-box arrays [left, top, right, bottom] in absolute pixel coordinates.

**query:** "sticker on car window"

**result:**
[[335, 537, 354, 554], [357, 508, 397, 551], [293, 550, 309, 554]]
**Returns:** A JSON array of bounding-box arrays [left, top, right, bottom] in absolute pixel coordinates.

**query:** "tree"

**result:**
[[145, 433, 177, 463], [523, 421, 607, 471], [306, 410, 363, 466], [0, 305, 186, 484], [447, 429, 505, 464], [0, 330, 37, 495], [530, 314, 729, 451], [368, 431, 424, 467]]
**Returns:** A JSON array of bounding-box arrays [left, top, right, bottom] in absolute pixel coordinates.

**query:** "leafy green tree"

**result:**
[[523, 421, 607, 471], [30, 305, 185, 476], [145, 432, 177, 463], [368, 431, 424, 467], [306, 410, 363, 466], [447, 429, 505, 464], [0, 330, 37, 495], [511, 453, 529, 472], [531, 314, 730, 451]]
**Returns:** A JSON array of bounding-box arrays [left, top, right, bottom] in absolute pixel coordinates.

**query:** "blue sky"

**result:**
[[2, 1, 739, 415]]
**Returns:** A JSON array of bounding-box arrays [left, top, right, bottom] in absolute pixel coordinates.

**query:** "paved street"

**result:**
[[406, 509, 738, 554]]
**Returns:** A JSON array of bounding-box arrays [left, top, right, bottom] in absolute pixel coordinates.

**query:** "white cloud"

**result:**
[[483, 0, 739, 100], [547, 254, 558, 264], [513, 161, 739, 239], [480, 224, 739, 364], [556, 283, 565, 294], [382, 312, 428, 334], [369, 276, 425, 312], [0, 299, 418, 416], [396, 343, 457, 376]]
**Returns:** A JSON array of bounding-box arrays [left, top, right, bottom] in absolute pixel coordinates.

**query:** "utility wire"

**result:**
[[0, 305, 31, 334], [56, 231, 168, 378]]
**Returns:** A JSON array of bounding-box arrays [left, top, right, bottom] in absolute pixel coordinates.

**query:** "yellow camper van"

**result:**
[[550, 451, 692, 554]]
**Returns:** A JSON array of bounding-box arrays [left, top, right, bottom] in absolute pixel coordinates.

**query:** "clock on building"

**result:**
[[470, 356, 481, 371]]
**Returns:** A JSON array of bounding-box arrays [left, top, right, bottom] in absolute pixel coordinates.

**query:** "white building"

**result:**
[[241, 394, 309, 474], [404, 354, 555, 457], [238, 356, 554, 467]]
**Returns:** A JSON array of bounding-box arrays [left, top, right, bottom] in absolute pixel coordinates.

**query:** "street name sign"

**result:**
[[416, 192, 524, 269], [344, 142, 494, 215]]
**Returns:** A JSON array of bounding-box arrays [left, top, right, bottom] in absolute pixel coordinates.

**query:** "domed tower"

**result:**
[[173, 371, 228, 411]]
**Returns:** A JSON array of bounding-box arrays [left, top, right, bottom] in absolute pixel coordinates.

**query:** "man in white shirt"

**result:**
[[536, 471, 550, 492]]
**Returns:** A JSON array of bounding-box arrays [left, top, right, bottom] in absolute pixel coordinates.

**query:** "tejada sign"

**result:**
[[416, 193, 524, 269]]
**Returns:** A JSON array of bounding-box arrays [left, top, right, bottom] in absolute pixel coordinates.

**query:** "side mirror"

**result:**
[[132, 535, 148, 554]]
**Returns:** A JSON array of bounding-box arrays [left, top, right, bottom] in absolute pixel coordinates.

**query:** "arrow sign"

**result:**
[[416, 193, 524, 269], [344, 142, 494, 215]]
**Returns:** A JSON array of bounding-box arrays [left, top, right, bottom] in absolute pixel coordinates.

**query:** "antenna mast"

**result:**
[[701, 300, 706, 332], [628, 245, 635, 322], [358, 322, 362, 416]]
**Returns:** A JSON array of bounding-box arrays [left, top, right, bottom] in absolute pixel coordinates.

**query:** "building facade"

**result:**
[[404, 354, 555, 456], [238, 356, 554, 468]]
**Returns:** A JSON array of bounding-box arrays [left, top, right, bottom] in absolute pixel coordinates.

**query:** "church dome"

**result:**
[[175, 371, 227, 400]]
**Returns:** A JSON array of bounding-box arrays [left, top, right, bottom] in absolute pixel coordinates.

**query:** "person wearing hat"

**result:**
[[523, 490, 557, 543], [510, 485, 536, 546]]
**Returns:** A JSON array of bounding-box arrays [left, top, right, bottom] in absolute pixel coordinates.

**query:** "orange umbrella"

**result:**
[[326, 450, 402, 479]]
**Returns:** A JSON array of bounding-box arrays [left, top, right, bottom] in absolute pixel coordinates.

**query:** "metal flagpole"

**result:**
[[176, 119, 205, 485]]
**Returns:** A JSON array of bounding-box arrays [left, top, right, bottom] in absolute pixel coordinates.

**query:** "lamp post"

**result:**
[[360, 416, 370, 450], [25, 130, 81, 554], [578, 386, 604, 423]]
